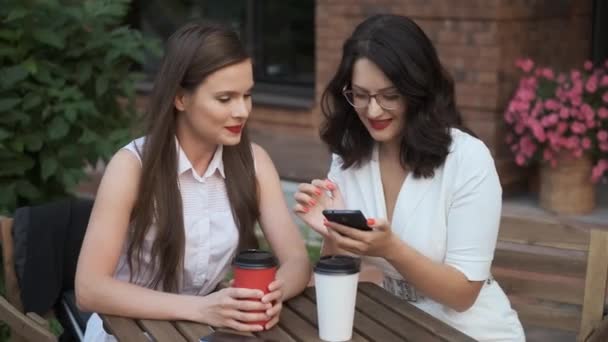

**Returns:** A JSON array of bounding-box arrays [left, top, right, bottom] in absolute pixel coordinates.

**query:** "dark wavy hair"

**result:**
[[129, 22, 259, 292], [321, 14, 471, 178]]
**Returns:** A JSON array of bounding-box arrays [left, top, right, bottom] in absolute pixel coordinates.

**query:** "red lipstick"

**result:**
[[225, 125, 243, 134], [369, 119, 392, 130]]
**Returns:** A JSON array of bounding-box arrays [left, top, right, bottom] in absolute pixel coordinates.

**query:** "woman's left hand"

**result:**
[[325, 218, 400, 258], [261, 279, 284, 330]]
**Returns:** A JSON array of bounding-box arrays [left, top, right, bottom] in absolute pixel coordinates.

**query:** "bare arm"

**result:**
[[253, 144, 311, 300]]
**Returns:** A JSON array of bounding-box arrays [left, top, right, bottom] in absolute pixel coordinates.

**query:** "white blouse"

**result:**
[[84, 137, 239, 342], [327, 129, 525, 341]]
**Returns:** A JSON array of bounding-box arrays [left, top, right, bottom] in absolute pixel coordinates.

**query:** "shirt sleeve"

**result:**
[[444, 137, 502, 281]]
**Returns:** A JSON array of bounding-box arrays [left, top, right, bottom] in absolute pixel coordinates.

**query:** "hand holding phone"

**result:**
[[322, 209, 372, 231]]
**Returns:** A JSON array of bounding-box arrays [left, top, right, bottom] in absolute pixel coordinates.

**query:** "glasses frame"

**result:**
[[342, 88, 402, 111]]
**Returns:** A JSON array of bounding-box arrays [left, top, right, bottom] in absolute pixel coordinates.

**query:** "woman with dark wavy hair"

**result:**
[[294, 15, 524, 341], [76, 22, 310, 341]]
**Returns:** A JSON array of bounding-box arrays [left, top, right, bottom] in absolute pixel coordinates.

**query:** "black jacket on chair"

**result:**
[[12, 198, 94, 340]]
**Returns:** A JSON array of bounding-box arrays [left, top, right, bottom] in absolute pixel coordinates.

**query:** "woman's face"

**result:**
[[350, 58, 406, 145], [174, 59, 253, 147]]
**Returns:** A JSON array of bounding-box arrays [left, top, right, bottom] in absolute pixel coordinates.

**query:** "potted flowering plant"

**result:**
[[504, 58, 608, 214]]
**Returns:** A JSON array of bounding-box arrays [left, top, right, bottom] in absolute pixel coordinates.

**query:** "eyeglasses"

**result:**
[[342, 89, 403, 111]]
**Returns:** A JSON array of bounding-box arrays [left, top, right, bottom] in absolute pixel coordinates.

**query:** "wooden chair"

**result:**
[[0, 217, 57, 342], [492, 204, 608, 342]]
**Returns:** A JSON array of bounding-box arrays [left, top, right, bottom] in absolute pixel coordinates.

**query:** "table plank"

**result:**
[[255, 326, 298, 342], [101, 315, 148, 342], [304, 287, 399, 342], [139, 319, 187, 342], [355, 291, 442, 341], [174, 321, 213, 341], [358, 282, 476, 342], [277, 303, 324, 342]]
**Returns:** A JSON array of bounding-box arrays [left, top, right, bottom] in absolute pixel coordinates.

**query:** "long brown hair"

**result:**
[[129, 22, 259, 292]]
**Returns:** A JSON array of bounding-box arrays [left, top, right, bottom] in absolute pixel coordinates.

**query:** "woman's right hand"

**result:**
[[293, 179, 344, 238], [195, 287, 271, 332]]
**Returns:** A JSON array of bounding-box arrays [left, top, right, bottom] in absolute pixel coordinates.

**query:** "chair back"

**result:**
[[492, 205, 608, 341]]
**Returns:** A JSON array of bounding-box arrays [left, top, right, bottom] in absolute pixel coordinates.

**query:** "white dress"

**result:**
[[327, 129, 525, 341], [84, 138, 240, 342]]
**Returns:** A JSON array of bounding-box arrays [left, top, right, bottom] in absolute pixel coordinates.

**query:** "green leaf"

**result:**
[[95, 76, 108, 96], [76, 63, 92, 84], [0, 65, 28, 88], [23, 94, 42, 110], [41, 156, 58, 180], [0, 29, 18, 41], [65, 107, 77, 122], [0, 128, 11, 140], [48, 117, 70, 140], [0, 98, 21, 112], [9, 139, 24, 153], [22, 57, 38, 74], [5, 8, 28, 22], [0, 155, 34, 176], [23, 133, 43, 151], [32, 29, 65, 49], [16, 180, 41, 200]]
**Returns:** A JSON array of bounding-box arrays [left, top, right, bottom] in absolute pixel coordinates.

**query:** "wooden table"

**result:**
[[101, 282, 475, 341]]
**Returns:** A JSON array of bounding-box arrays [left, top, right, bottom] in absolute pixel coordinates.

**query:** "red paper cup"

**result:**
[[232, 249, 278, 327]]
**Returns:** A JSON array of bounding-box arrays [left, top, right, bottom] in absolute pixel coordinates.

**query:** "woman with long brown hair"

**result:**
[[76, 21, 311, 341]]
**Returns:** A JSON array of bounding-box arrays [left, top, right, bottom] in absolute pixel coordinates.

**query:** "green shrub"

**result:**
[[0, 0, 159, 214]]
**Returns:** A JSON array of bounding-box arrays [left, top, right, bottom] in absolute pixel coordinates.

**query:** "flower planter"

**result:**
[[539, 154, 596, 214]]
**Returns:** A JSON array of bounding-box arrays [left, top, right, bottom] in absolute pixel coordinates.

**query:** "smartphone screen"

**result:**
[[322, 209, 372, 231]]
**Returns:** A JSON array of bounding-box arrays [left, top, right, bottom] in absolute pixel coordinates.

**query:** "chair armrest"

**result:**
[[0, 296, 56, 342]]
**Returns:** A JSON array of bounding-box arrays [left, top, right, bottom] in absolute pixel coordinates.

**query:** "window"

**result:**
[[592, 0, 608, 64], [132, 0, 315, 107]]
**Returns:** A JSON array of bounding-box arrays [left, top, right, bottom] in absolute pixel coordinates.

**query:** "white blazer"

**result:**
[[327, 129, 525, 341]]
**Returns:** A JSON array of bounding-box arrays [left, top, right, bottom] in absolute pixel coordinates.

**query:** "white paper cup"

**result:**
[[314, 255, 361, 342]]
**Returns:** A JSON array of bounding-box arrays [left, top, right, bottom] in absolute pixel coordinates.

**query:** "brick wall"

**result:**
[[251, 0, 592, 191]]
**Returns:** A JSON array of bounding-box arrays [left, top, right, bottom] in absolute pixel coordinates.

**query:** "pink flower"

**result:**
[[585, 75, 598, 93], [571, 70, 581, 80], [530, 120, 546, 142], [544, 99, 560, 110], [543, 149, 554, 162], [581, 104, 595, 121], [591, 159, 608, 183], [603, 92, 608, 103], [559, 107, 570, 119], [506, 133, 514, 144], [582, 137, 592, 149], [599, 107, 608, 119], [601, 75, 608, 87], [515, 154, 526, 166], [557, 122, 568, 134], [601, 142, 608, 152], [557, 73, 566, 83], [516, 58, 534, 73], [584, 60, 593, 71], [541, 114, 559, 127], [573, 149, 583, 158], [599, 130, 608, 142], [571, 121, 586, 134], [542, 68, 555, 80]]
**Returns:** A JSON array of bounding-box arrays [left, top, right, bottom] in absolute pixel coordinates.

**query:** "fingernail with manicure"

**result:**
[[367, 218, 375, 226]]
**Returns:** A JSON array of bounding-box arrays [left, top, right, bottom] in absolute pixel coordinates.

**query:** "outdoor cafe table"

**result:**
[[101, 282, 475, 341]]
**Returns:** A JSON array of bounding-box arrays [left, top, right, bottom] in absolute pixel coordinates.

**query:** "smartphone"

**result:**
[[322, 209, 372, 231], [200, 331, 267, 342]]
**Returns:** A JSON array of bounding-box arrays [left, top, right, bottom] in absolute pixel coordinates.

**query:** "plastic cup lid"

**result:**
[[233, 249, 278, 269], [314, 255, 361, 275]]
